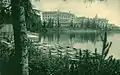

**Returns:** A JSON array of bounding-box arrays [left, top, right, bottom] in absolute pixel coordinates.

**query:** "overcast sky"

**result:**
[[32, 0, 120, 26]]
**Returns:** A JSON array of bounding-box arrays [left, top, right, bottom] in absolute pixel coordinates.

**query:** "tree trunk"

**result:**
[[20, 7, 29, 75], [10, 0, 29, 75]]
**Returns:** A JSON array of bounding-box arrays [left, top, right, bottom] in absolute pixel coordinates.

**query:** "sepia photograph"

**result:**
[[0, 0, 120, 75]]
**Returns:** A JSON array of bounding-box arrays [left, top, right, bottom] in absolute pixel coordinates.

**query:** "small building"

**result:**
[[0, 24, 13, 39]]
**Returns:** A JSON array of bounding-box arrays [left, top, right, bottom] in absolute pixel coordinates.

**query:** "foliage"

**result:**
[[0, 0, 41, 30], [0, 38, 14, 62], [28, 45, 120, 75], [0, 32, 120, 75], [28, 32, 119, 75]]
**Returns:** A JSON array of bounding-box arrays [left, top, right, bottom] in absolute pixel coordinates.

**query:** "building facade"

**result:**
[[41, 11, 76, 26]]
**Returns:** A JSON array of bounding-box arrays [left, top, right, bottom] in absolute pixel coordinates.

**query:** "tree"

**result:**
[[86, 18, 90, 29], [51, 19, 54, 28], [70, 20, 74, 28], [0, 0, 41, 31], [31, 13, 41, 32], [0, 0, 40, 75], [43, 20, 46, 28], [57, 17, 61, 29], [26, 8, 41, 31], [8, 0, 29, 75], [47, 18, 53, 28]]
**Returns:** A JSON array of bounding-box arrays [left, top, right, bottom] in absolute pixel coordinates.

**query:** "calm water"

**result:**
[[38, 32, 120, 59]]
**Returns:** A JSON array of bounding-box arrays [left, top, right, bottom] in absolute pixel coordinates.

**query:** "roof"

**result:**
[[42, 11, 75, 17]]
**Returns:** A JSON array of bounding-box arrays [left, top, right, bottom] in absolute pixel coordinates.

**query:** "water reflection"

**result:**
[[38, 32, 120, 59], [39, 32, 102, 44]]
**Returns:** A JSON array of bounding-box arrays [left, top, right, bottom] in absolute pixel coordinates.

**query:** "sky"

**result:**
[[32, 0, 120, 26]]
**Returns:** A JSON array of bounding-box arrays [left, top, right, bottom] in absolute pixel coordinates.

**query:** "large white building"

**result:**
[[41, 11, 76, 26]]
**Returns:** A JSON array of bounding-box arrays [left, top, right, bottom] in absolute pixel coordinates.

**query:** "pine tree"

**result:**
[[9, 0, 29, 75]]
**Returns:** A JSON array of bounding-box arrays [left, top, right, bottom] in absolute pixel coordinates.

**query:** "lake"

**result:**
[[37, 31, 120, 59]]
